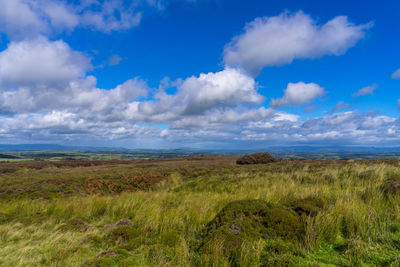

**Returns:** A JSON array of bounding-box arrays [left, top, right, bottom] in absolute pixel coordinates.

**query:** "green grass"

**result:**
[[0, 157, 399, 266]]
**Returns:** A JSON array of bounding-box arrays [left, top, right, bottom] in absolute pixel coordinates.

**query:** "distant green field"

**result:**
[[0, 157, 399, 266], [0, 149, 399, 163], [0, 150, 228, 162]]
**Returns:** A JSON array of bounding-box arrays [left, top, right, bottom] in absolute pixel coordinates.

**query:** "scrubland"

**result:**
[[0, 157, 399, 266]]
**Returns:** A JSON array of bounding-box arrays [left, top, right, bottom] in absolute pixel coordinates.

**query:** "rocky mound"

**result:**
[[236, 152, 277, 165], [104, 218, 133, 231], [198, 200, 304, 264]]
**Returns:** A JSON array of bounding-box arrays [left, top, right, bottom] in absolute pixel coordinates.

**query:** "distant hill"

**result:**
[[0, 144, 70, 151], [0, 153, 20, 159], [0, 144, 127, 151], [266, 146, 400, 152]]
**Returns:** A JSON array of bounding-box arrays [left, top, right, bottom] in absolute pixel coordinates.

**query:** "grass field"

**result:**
[[0, 156, 399, 266]]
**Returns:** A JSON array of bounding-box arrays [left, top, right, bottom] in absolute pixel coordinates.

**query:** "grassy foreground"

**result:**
[[0, 157, 399, 266]]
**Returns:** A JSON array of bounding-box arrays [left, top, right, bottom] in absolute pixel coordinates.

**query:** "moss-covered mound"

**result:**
[[236, 153, 277, 165], [198, 200, 304, 264], [381, 178, 400, 196], [287, 196, 325, 217]]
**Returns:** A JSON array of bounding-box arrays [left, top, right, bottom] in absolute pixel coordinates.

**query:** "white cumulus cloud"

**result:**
[[0, 38, 91, 87], [0, 0, 45, 38], [177, 68, 263, 115], [224, 11, 372, 75], [135, 68, 263, 118], [0, 76, 149, 115], [270, 82, 325, 108]]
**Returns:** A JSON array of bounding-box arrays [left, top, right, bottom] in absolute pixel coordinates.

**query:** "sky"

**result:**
[[0, 0, 399, 149]]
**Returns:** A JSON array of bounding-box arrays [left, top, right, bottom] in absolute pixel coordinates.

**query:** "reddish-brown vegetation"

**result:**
[[85, 171, 165, 194]]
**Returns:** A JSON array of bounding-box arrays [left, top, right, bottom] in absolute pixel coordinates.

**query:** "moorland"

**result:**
[[0, 155, 399, 266]]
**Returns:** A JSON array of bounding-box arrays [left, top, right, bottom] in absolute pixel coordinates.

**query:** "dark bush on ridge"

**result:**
[[236, 152, 277, 165]]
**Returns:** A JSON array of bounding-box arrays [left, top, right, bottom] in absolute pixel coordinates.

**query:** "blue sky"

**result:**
[[0, 0, 399, 148]]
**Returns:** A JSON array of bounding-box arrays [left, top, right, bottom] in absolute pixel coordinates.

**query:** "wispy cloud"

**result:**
[[330, 101, 351, 113], [0, 0, 165, 38], [352, 83, 377, 97], [108, 54, 123, 66], [303, 105, 319, 113], [391, 69, 400, 79]]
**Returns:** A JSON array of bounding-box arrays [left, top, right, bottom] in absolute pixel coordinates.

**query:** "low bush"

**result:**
[[287, 196, 325, 217], [236, 153, 277, 165]]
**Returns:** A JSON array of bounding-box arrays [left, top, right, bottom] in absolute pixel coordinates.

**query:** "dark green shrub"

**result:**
[[287, 196, 325, 217], [381, 178, 400, 196], [236, 153, 277, 165], [107, 226, 142, 244]]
